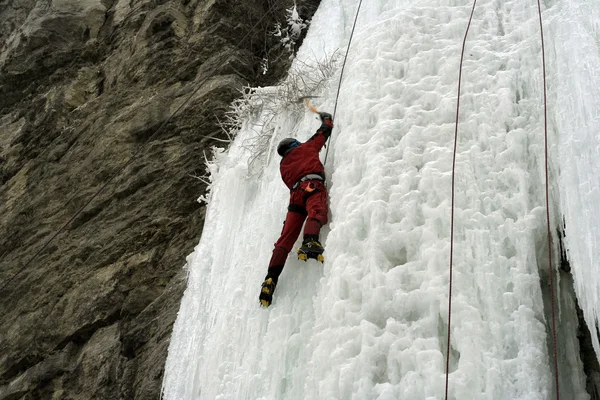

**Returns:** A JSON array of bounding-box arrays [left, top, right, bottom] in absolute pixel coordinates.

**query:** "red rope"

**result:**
[[446, 1, 559, 398], [536, 0, 560, 397], [446, 1, 477, 398]]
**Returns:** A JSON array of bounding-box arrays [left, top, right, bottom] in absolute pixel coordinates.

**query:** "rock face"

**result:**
[[0, 0, 319, 398]]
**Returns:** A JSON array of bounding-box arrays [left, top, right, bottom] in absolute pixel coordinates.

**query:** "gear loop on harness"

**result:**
[[291, 173, 324, 190]]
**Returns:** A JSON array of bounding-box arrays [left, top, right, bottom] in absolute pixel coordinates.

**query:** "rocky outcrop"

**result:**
[[0, 0, 320, 398]]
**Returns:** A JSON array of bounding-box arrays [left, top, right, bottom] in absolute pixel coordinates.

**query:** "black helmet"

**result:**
[[277, 138, 301, 157]]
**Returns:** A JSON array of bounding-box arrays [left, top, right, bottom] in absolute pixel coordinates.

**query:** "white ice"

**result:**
[[553, 0, 600, 366], [163, 0, 598, 399]]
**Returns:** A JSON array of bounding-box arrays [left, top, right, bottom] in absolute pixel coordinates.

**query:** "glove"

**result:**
[[319, 112, 333, 122]]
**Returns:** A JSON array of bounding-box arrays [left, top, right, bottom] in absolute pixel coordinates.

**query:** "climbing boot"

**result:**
[[297, 238, 325, 262], [259, 276, 277, 307]]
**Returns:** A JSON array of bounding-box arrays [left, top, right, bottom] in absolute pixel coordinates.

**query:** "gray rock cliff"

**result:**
[[0, 0, 319, 398]]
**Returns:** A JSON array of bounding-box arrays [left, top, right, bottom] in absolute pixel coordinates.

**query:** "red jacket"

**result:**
[[279, 122, 333, 190]]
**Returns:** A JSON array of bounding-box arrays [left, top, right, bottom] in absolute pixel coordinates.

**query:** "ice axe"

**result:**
[[297, 96, 321, 114]]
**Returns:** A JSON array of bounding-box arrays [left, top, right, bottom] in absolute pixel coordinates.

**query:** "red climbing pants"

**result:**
[[267, 180, 328, 275]]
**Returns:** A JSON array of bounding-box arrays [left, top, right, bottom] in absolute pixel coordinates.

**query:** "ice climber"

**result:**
[[259, 112, 334, 307]]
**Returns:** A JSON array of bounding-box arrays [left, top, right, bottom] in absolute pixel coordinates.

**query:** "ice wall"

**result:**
[[552, 0, 600, 363], [163, 0, 595, 398]]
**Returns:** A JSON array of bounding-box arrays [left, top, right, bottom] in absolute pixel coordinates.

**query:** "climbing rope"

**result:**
[[0, 1, 280, 294], [446, 1, 477, 398], [537, 0, 560, 397], [323, 0, 364, 165], [447, 1, 559, 399]]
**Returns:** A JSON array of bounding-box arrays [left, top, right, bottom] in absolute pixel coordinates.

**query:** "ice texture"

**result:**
[[163, 0, 598, 399]]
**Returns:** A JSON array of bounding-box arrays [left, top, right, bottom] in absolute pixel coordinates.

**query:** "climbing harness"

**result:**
[[292, 173, 324, 190], [446, 0, 559, 399]]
